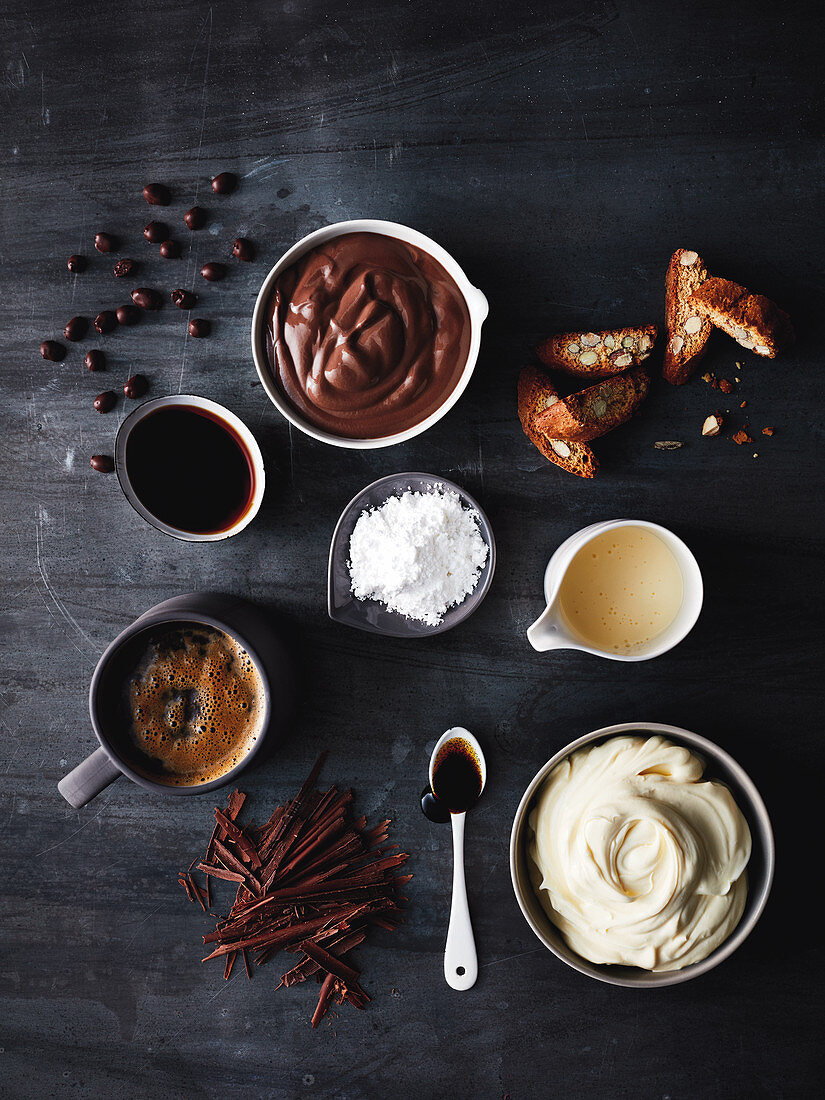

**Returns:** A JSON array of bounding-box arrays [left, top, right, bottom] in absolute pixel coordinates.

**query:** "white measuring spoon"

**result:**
[[429, 727, 487, 991]]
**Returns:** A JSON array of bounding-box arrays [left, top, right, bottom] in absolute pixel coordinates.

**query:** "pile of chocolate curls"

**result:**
[[179, 753, 410, 1030]]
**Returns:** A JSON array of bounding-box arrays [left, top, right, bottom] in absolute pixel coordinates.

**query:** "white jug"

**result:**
[[526, 519, 703, 662]]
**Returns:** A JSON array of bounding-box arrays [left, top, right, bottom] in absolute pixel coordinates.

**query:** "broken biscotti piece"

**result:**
[[534, 365, 651, 443], [517, 367, 598, 479], [663, 248, 712, 385], [536, 325, 656, 378], [688, 277, 794, 358]]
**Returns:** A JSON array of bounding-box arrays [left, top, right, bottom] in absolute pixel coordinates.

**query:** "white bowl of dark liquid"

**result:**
[[115, 394, 265, 542]]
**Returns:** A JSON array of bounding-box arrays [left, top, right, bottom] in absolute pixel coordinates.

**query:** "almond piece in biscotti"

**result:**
[[663, 248, 712, 385], [533, 365, 651, 443], [536, 325, 657, 379], [517, 367, 599, 478], [687, 277, 795, 359]]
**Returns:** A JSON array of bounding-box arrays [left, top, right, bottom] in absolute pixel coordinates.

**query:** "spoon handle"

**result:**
[[444, 811, 478, 990]]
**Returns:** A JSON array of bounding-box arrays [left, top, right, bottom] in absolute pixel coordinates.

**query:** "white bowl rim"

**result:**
[[509, 720, 775, 988], [250, 218, 489, 450]]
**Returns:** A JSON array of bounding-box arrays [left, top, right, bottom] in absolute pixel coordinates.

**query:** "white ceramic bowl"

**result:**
[[510, 722, 775, 988], [115, 394, 266, 542], [526, 519, 703, 661], [250, 219, 489, 449]]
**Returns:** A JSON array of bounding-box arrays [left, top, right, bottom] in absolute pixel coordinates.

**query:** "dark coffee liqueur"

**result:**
[[420, 787, 451, 823], [422, 737, 483, 821], [121, 624, 264, 786], [125, 406, 254, 534]]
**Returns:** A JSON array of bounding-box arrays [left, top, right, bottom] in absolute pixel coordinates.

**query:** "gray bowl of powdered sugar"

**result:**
[[328, 472, 496, 637]]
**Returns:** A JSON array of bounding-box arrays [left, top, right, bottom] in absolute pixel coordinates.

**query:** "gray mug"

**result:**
[[58, 592, 294, 808]]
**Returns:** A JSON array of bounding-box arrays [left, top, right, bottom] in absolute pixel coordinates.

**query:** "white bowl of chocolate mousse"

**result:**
[[251, 219, 489, 449]]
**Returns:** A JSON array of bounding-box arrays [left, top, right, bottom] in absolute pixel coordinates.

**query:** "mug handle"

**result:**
[[58, 747, 122, 808]]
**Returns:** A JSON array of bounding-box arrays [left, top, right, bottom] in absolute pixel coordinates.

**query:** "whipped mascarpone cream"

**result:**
[[528, 735, 751, 971]]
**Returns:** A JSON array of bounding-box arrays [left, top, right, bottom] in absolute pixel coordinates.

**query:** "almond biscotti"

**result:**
[[533, 365, 650, 443], [536, 325, 656, 378], [688, 277, 795, 358], [517, 367, 598, 479], [663, 248, 712, 385]]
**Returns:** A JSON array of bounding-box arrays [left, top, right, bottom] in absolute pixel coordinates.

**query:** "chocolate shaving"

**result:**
[[299, 940, 360, 986], [188, 873, 208, 913], [214, 808, 261, 869], [197, 863, 246, 884], [212, 839, 262, 894], [207, 789, 246, 863], [281, 929, 367, 987], [312, 973, 336, 1028], [179, 874, 197, 904]]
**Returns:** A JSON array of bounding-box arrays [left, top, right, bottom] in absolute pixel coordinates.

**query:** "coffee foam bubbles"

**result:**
[[124, 624, 264, 786]]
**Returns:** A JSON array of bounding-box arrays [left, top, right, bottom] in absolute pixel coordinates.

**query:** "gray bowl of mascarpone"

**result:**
[[509, 721, 775, 988]]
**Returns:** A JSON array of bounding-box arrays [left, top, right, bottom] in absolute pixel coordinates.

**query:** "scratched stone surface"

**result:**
[[1, 1, 824, 1097]]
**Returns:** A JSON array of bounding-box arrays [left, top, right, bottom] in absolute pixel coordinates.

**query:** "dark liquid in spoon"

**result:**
[[421, 737, 483, 821], [420, 787, 451, 823]]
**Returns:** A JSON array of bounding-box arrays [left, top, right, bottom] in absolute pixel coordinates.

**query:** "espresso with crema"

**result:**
[[120, 624, 265, 786]]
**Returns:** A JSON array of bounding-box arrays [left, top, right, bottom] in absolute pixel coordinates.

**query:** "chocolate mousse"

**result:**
[[265, 232, 471, 439]]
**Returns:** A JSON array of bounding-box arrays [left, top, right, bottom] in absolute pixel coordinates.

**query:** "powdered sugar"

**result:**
[[347, 487, 489, 626]]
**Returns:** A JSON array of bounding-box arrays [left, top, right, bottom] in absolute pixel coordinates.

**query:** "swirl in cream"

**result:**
[[266, 232, 471, 439], [528, 735, 751, 971]]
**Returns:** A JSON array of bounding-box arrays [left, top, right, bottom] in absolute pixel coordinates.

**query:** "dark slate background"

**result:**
[[1, 1, 823, 1097]]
